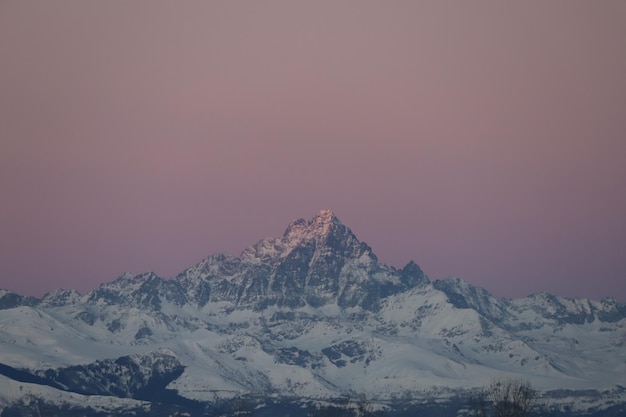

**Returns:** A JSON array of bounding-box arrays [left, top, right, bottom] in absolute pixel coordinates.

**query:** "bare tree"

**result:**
[[470, 378, 536, 417]]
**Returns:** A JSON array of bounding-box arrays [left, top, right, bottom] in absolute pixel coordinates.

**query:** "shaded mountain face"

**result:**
[[1, 210, 625, 416], [80, 210, 426, 312], [18, 350, 184, 399], [0, 290, 39, 309], [174, 209, 428, 310]]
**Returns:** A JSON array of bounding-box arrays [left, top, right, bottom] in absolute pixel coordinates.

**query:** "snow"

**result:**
[[1, 286, 624, 411], [0, 374, 150, 413], [1, 210, 625, 413]]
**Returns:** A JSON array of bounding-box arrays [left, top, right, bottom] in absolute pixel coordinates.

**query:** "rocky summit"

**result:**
[[1, 210, 625, 416]]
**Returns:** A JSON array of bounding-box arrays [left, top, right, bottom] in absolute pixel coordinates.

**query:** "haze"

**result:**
[[1, 1, 625, 300]]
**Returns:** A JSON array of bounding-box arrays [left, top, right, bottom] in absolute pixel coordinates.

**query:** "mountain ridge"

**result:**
[[1, 210, 625, 415], [2, 209, 621, 306]]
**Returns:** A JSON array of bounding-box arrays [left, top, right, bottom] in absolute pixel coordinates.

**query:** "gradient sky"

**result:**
[[1, 1, 625, 300]]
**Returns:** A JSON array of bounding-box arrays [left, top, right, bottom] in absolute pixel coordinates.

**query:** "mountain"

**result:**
[[1, 210, 625, 416]]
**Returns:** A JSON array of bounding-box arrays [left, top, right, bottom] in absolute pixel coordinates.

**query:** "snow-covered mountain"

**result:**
[[1, 210, 625, 416]]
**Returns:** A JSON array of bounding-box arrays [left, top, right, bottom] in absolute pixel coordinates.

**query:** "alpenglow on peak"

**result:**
[[283, 209, 348, 243], [315, 209, 338, 222]]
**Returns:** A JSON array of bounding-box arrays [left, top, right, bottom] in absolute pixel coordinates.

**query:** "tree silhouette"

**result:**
[[470, 378, 536, 417]]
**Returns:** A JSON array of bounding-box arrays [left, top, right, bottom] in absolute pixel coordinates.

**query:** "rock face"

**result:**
[[0, 210, 625, 416], [176, 209, 427, 310], [31, 350, 184, 399]]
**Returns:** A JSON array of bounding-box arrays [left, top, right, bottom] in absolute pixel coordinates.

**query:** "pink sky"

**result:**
[[1, 2, 625, 300]]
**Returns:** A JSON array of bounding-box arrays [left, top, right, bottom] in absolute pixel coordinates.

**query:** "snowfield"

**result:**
[[1, 211, 624, 415]]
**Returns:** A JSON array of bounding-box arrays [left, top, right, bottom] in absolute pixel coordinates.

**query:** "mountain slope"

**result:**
[[1, 210, 625, 415]]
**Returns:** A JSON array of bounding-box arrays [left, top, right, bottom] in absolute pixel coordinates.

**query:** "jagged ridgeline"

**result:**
[[1, 210, 625, 416]]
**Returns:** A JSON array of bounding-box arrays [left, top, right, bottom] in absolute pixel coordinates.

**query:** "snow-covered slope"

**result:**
[[1, 210, 624, 415]]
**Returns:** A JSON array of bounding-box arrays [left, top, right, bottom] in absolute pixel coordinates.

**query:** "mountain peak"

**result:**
[[314, 209, 339, 223], [311, 209, 343, 235], [283, 210, 346, 243]]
